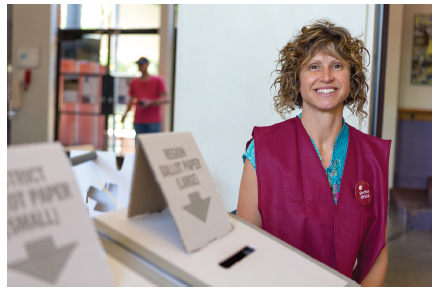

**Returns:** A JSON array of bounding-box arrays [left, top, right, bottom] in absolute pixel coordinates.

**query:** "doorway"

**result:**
[[55, 4, 161, 156]]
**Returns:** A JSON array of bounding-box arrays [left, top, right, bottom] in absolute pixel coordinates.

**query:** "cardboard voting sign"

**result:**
[[70, 150, 135, 218], [129, 132, 233, 252], [7, 142, 114, 286]]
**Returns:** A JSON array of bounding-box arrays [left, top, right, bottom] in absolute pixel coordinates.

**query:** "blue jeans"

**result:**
[[134, 123, 161, 147], [134, 122, 162, 135]]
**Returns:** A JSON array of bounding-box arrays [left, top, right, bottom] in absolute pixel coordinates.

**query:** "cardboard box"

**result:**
[[95, 208, 358, 286]]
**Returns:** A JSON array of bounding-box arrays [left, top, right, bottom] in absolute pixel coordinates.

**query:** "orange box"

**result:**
[[78, 60, 96, 74], [99, 65, 107, 75], [58, 114, 75, 146], [60, 59, 76, 73]]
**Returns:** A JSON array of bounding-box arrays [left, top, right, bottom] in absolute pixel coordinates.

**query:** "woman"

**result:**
[[236, 20, 390, 286]]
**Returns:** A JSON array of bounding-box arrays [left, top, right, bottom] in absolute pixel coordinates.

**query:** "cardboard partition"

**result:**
[[7, 142, 114, 286], [70, 150, 135, 218], [129, 132, 233, 253]]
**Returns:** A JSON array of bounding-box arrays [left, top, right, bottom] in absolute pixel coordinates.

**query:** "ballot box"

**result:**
[[94, 132, 359, 287], [96, 208, 359, 286]]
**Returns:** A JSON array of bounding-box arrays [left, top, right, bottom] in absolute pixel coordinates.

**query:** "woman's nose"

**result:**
[[320, 67, 334, 82]]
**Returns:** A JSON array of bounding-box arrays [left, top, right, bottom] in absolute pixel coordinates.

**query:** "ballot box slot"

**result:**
[[219, 246, 255, 268]]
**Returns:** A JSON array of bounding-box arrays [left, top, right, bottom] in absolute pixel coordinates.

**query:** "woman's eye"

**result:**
[[333, 64, 343, 69], [310, 65, 319, 70]]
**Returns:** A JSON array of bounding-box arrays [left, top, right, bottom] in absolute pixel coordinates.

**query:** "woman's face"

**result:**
[[298, 51, 351, 114]]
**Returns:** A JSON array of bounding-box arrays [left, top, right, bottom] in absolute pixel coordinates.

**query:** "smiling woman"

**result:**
[[272, 19, 369, 122], [237, 20, 390, 286]]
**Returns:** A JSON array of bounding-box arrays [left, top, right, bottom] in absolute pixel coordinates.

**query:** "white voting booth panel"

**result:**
[[70, 150, 135, 218], [94, 132, 357, 286], [7, 143, 114, 286]]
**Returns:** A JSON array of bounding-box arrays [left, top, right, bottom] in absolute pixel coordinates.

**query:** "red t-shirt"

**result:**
[[129, 76, 167, 124]]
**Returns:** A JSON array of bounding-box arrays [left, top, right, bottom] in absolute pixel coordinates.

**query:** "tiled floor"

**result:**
[[384, 205, 432, 286]]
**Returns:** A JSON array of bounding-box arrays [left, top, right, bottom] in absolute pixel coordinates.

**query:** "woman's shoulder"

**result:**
[[348, 125, 391, 144], [254, 117, 297, 138], [348, 125, 391, 155]]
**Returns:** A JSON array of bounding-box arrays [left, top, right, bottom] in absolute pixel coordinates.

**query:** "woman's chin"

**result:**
[[308, 103, 344, 114]]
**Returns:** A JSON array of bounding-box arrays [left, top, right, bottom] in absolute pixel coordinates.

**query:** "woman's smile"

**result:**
[[314, 86, 338, 97]]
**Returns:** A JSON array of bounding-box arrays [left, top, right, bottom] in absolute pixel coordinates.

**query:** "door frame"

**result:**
[[54, 28, 159, 149]]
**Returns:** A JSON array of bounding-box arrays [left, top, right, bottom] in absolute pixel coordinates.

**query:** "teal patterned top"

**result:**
[[243, 113, 349, 205]]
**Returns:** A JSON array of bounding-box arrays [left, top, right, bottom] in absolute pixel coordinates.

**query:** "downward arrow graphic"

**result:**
[[8, 237, 76, 283], [183, 192, 211, 222]]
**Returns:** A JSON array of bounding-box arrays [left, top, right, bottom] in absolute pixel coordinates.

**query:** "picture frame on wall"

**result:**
[[411, 14, 432, 85]]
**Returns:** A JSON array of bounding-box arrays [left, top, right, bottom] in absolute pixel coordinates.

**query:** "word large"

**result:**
[[176, 174, 200, 190]]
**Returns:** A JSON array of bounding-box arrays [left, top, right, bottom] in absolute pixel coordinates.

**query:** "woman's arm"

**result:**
[[360, 225, 388, 286], [236, 158, 262, 228]]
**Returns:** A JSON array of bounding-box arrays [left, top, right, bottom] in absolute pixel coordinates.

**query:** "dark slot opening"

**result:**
[[219, 246, 255, 269]]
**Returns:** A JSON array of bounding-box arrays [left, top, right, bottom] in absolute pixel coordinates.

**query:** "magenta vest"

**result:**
[[248, 116, 390, 283]]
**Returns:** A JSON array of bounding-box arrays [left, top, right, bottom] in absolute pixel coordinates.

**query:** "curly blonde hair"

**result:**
[[272, 19, 370, 120]]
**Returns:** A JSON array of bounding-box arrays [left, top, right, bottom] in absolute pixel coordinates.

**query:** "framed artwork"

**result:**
[[411, 14, 432, 85]]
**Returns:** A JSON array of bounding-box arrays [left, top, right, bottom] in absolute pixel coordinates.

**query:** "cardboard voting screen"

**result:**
[[70, 150, 135, 218], [129, 132, 233, 252], [7, 142, 114, 286]]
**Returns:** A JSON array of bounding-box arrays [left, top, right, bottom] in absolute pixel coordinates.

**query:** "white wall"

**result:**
[[398, 4, 432, 110], [382, 4, 404, 188], [174, 5, 377, 211], [11, 4, 58, 144]]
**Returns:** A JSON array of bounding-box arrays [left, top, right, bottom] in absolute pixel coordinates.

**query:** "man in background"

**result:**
[[121, 57, 169, 134]]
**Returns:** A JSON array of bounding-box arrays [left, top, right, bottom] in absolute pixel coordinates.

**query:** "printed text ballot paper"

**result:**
[[7, 142, 114, 286]]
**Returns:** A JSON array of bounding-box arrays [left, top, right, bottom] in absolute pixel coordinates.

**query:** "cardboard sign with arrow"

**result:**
[[7, 143, 114, 286], [129, 132, 233, 252]]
